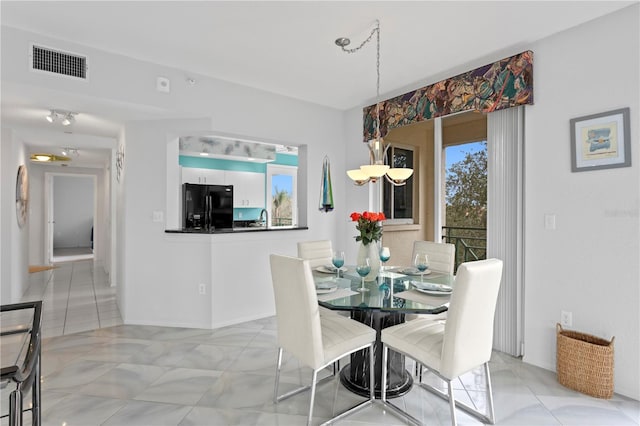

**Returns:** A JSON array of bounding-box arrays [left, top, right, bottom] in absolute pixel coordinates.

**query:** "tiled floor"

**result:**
[[3, 261, 639, 425], [20, 260, 123, 338]]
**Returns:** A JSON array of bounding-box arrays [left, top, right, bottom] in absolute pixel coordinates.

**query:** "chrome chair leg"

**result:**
[[9, 388, 23, 426], [307, 370, 318, 426], [33, 350, 41, 426], [447, 380, 457, 426], [381, 346, 388, 402], [368, 344, 374, 402], [484, 362, 495, 424], [273, 347, 283, 404]]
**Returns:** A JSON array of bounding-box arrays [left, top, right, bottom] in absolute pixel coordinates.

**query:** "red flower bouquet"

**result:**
[[350, 211, 386, 246]]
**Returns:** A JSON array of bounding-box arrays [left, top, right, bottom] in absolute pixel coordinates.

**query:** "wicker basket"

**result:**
[[556, 323, 614, 399]]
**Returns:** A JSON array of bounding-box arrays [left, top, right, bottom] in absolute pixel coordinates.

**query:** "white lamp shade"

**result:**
[[347, 169, 370, 183], [386, 168, 414, 183], [360, 164, 389, 178]]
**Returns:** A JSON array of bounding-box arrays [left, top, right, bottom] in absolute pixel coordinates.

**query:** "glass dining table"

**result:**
[[312, 266, 454, 399]]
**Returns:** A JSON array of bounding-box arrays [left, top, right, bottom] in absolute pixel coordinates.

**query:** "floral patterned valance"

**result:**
[[363, 50, 533, 141]]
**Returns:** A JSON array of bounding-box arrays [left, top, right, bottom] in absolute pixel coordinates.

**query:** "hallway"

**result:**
[[21, 260, 122, 338]]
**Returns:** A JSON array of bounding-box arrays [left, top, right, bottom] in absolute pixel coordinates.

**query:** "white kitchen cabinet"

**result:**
[[181, 167, 225, 185], [225, 170, 265, 208]]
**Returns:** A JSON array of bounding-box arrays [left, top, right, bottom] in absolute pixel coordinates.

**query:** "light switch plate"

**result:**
[[544, 214, 556, 230], [152, 211, 164, 223]]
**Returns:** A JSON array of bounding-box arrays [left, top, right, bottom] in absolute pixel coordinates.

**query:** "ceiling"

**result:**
[[1, 1, 634, 167]]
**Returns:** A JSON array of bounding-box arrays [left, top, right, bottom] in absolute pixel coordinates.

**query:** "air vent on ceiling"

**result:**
[[31, 44, 87, 79]]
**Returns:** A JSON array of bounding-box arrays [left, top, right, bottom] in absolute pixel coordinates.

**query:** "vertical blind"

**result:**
[[487, 106, 525, 356]]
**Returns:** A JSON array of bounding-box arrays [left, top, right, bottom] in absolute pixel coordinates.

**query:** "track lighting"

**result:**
[[61, 114, 73, 126], [45, 110, 77, 126]]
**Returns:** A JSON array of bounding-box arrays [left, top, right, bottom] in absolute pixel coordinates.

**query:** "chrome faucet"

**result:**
[[259, 208, 269, 229]]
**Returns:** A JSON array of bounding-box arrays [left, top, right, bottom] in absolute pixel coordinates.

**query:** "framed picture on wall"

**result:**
[[15, 164, 28, 228], [570, 107, 631, 172]]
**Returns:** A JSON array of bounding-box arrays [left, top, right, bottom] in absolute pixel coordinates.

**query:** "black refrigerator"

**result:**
[[183, 184, 233, 231]]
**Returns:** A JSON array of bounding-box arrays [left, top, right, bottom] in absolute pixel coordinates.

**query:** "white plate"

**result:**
[[316, 265, 347, 274], [316, 284, 338, 294], [414, 288, 451, 296], [411, 281, 452, 294], [400, 268, 432, 276]]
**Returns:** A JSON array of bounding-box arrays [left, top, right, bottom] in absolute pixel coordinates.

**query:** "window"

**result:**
[[267, 164, 297, 228], [383, 145, 415, 224]]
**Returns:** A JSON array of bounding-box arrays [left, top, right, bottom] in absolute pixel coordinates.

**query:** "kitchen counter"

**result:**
[[165, 226, 308, 234]]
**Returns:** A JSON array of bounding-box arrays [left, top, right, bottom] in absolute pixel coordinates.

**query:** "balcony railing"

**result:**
[[442, 225, 487, 272]]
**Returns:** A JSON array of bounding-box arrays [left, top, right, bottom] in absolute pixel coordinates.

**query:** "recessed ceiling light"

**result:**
[[33, 154, 52, 162]]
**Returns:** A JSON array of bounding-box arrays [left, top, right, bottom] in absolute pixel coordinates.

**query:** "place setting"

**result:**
[[314, 250, 347, 276]]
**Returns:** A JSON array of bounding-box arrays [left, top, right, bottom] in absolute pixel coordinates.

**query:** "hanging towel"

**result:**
[[319, 156, 334, 212]]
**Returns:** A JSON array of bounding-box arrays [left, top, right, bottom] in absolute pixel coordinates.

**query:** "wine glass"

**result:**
[[379, 246, 390, 272], [355, 257, 371, 292], [332, 250, 345, 280], [413, 253, 429, 282]]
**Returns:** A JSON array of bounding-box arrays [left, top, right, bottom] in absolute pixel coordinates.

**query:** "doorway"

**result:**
[[45, 173, 97, 263]]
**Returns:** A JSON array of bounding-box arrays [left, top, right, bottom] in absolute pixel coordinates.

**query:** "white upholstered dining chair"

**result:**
[[297, 240, 333, 268], [412, 240, 456, 274], [407, 240, 456, 325], [381, 258, 503, 425], [269, 254, 376, 426]]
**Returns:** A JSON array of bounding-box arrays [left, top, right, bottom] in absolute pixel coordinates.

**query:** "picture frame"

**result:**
[[570, 107, 631, 172], [15, 164, 29, 228]]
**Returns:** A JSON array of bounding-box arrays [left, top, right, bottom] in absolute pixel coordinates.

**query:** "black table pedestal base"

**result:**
[[339, 309, 413, 399]]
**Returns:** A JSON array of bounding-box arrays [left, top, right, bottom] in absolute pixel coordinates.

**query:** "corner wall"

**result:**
[[523, 4, 639, 399], [0, 128, 29, 303]]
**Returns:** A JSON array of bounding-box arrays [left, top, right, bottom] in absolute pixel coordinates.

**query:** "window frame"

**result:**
[[383, 143, 416, 225], [266, 164, 298, 228]]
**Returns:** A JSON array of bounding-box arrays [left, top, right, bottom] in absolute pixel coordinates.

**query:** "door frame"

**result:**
[[44, 172, 97, 263]]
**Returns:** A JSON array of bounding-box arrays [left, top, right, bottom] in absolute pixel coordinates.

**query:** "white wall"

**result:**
[[0, 127, 29, 303], [523, 5, 639, 399], [121, 86, 345, 328]]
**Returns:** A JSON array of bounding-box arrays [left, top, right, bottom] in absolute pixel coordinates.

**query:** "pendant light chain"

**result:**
[[375, 21, 380, 141], [339, 20, 412, 186], [338, 20, 381, 140]]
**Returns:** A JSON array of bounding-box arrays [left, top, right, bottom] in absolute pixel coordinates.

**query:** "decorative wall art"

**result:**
[[116, 144, 125, 182], [362, 50, 534, 141], [179, 136, 276, 161], [15, 164, 28, 228], [570, 107, 631, 172], [319, 156, 334, 212]]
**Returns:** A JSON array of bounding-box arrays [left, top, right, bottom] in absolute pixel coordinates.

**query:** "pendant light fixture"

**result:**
[[336, 20, 413, 186]]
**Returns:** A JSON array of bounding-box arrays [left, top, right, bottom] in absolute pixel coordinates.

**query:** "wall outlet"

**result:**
[[199, 284, 206, 295], [561, 310, 572, 327]]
